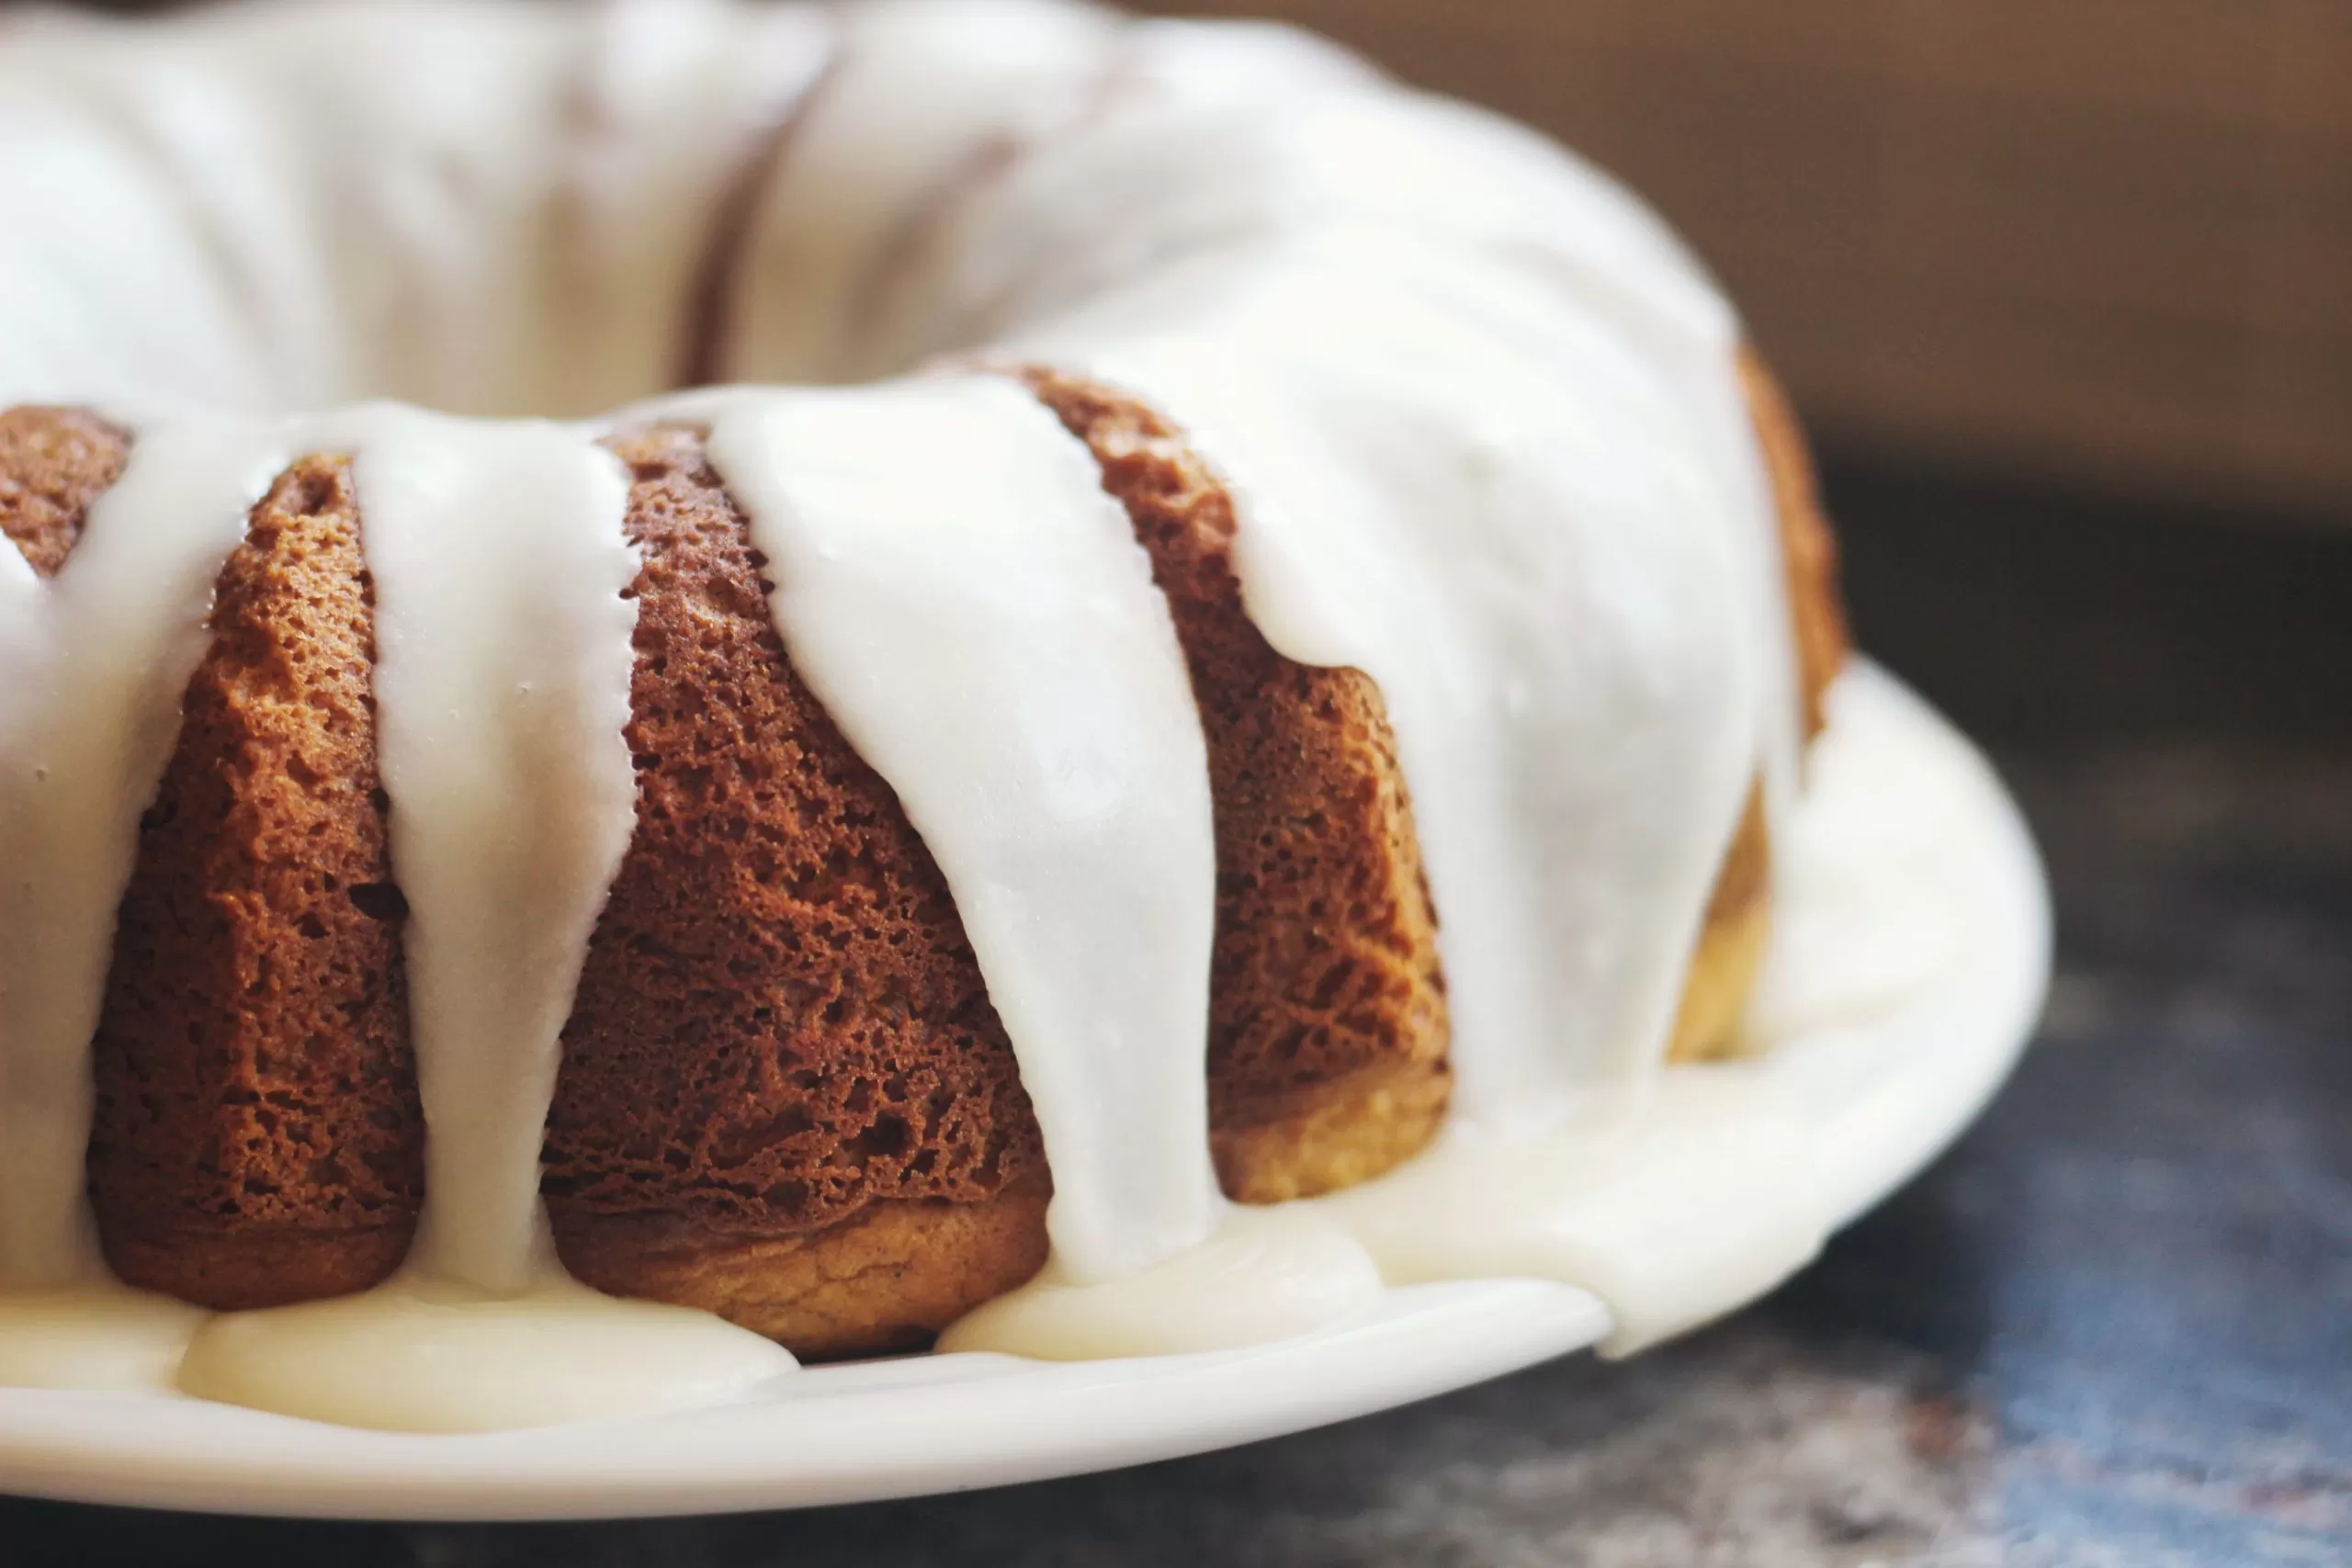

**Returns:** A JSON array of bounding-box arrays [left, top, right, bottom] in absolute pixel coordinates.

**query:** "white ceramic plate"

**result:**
[[0, 665, 2050, 1520]]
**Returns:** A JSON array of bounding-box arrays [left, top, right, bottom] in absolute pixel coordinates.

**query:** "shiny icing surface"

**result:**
[[938, 1202, 1384, 1361], [353, 408, 641, 1297], [1012, 231, 1764, 1126], [0, 423, 292, 1287], [1743, 671, 1985, 1046], [1, 0, 1860, 1429], [168, 407, 796, 1431], [176, 1273, 792, 1435], [692, 375, 1231, 1287], [0, 1283, 206, 1393], [0, 659, 2052, 1519]]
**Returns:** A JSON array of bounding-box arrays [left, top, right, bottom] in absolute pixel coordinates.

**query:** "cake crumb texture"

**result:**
[[0, 406, 129, 579], [85, 448, 424, 1309], [1025, 370, 1455, 1203]]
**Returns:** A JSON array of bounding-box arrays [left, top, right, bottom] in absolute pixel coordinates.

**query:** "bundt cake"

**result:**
[[0, 0, 1852, 1429]]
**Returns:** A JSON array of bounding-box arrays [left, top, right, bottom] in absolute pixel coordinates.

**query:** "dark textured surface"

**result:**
[[7, 453, 2351, 1563], [86, 455, 424, 1312]]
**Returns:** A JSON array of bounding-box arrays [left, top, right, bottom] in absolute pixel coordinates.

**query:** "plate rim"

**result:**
[[0, 663, 2051, 1520]]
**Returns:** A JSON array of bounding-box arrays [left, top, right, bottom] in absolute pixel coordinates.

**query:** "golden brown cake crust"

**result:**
[[85, 452, 424, 1310], [542, 427, 1049, 1355], [1743, 350, 1850, 740], [0, 406, 128, 578], [1023, 368, 1456, 1205], [556, 1171, 1051, 1357], [1669, 354, 1850, 1060]]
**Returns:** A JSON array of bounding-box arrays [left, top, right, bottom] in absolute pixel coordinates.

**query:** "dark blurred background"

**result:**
[[1177, 0, 2352, 521], [6, 2, 2350, 1563]]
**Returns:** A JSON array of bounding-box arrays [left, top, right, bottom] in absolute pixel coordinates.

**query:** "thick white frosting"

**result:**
[[691, 375, 1224, 1283], [0, 0, 1852, 1427], [676, 372, 1385, 1350], [722, 0, 1121, 388], [351, 407, 641, 1294], [176, 1270, 793, 1434], [0, 420, 289, 1287], [0, 1283, 204, 1392], [0, 404, 794, 1428], [0, 421, 277, 1387], [1011, 230, 1762, 1125], [939, 1203, 1384, 1361]]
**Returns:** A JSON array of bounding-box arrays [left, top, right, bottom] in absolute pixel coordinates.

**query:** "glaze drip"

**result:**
[[693, 375, 1224, 1284]]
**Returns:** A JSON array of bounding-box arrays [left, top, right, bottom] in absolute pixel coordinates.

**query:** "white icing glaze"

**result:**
[[890, 76, 1725, 366], [0, 412, 295, 1389], [177, 1273, 790, 1434], [0, 80, 277, 412], [0, 400, 791, 1427], [0, 0, 837, 416], [1743, 669, 1981, 1045], [0, 419, 290, 1287], [0, 1285, 206, 1392], [846, 12, 1380, 379], [938, 1204, 1382, 1361], [347, 407, 639, 1291], [722, 0, 1121, 387], [174, 406, 794, 1430], [1318, 1070, 1822, 1356], [1014, 230, 1763, 1124], [890, 43, 1794, 1111], [0, 0, 1864, 1427], [674, 371, 1383, 1349], [692, 374, 1224, 1281], [519, 0, 833, 411], [895, 55, 1806, 869]]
